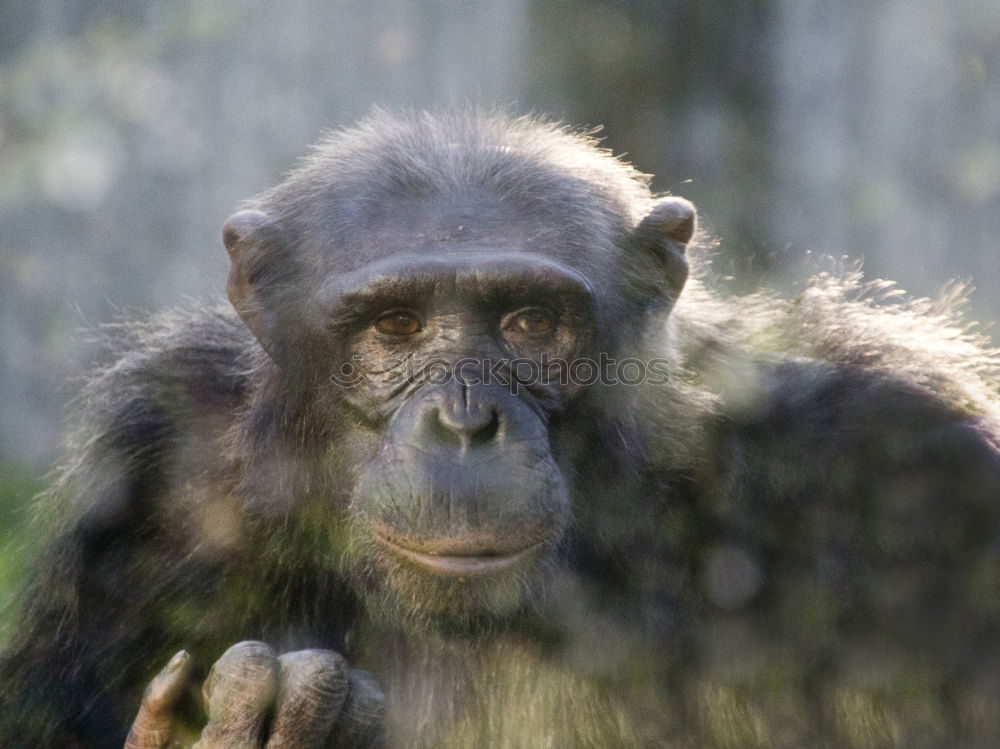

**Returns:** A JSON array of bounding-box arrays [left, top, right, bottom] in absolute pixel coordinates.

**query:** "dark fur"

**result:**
[[3, 110, 1000, 748]]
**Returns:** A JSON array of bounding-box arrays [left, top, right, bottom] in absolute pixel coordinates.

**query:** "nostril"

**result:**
[[470, 409, 500, 446]]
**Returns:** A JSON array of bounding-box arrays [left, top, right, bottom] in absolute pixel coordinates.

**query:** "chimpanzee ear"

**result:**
[[631, 196, 696, 299], [222, 209, 287, 356]]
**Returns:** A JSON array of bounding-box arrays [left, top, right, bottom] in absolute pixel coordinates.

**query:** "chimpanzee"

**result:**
[[3, 109, 1000, 748]]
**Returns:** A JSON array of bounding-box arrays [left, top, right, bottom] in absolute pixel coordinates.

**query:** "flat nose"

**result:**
[[426, 390, 501, 449]]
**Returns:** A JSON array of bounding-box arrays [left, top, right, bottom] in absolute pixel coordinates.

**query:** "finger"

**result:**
[[326, 669, 386, 749], [265, 650, 349, 749], [193, 641, 279, 749], [125, 650, 194, 749]]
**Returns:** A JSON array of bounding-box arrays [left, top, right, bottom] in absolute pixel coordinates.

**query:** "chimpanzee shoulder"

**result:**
[[673, 272, 1000, 568]]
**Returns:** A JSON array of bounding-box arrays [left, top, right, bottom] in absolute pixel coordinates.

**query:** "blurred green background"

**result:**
[[0, 2, 998, 728]]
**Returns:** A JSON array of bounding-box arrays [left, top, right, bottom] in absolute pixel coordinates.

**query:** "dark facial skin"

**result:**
[[340, 256, 593, 625], [311, 200, 601, 627]]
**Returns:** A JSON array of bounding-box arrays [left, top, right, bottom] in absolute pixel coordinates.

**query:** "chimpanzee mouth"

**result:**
[[373, 531, 545, 577]]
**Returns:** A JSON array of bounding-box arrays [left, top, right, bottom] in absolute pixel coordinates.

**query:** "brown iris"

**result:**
[[506, 307, 556, 336], [374, 310, 423, 336]]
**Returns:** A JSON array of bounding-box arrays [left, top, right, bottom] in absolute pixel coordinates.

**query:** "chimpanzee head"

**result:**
[[220, 111, 695, 629]]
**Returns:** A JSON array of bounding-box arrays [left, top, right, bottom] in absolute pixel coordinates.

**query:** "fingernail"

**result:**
[[165, 650, 189, 672]]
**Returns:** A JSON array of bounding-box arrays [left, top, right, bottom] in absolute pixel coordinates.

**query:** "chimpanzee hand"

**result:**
[[124, 641, 384, 749]]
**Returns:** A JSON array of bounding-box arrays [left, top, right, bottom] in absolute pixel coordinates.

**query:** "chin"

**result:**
[[351, 533, 561, 635]]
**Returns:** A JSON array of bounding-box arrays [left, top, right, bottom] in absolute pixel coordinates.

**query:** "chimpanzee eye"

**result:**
[[373, 309, 423, 337], [504, 307, 557, 337]]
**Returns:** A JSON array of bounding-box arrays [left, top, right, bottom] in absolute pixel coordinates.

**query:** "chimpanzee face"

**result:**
[[336, 256, 595, 625], [222, 186, 693, 629], [317, 201, 598, 627]]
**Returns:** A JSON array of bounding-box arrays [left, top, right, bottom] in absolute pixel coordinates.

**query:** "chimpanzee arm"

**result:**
[[0, 310, 256, 746]]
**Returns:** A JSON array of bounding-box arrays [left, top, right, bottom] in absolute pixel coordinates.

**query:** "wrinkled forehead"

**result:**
[[318, 188, 617, 283]]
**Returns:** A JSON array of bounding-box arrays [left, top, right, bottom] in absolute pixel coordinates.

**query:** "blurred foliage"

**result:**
[[0, 465, 42, 641]]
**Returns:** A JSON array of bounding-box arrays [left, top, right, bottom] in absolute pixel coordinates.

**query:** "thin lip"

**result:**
[[374, 533, 544, 577]]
